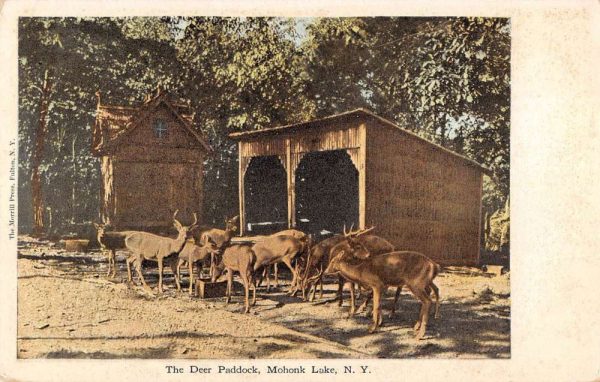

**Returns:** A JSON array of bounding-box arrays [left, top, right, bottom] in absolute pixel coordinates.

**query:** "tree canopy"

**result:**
[[18, 16, 510, 239]]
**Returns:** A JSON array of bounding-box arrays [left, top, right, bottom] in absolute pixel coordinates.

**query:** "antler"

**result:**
[[344, 225, 375, 238], [173, 209, 182, 226], [356, 226, 375, 237], [191, 212, 198, 227]]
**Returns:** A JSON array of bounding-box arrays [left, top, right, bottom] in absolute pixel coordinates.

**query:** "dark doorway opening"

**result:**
[[295, 150, 358, 237], [244, 156, 287, 235]]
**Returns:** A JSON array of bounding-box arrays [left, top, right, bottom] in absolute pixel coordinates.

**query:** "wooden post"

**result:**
[[100, 156, 115, 226], [286, 138, 296, 228], [476, 173, 484, 265], [238, 141, 246, 235], [358, 123, 367, 230]]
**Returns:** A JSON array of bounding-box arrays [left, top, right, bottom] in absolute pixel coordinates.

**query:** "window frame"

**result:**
[[153, 119, 168, 139]]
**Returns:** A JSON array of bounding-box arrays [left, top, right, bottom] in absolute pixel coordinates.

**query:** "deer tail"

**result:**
[[430, 261, 441, 281]]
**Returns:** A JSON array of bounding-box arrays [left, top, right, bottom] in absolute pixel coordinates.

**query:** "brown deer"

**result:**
[[199, 215, 239, 277], [125, 210, 198, 293], [252, 234, 308, 295], [324, 238, 441, 339], [211, 244, 257, 313], [93, 223, 138, 278], [258, 229, 308, 292], [199, 215, 239, 249], [302, 226, 395, 306], [166, 239, 219, 295], [300, 235, 346, 301]]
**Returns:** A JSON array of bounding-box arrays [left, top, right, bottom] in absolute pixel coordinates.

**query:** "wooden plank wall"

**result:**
[[365, 120, 483, 266], [112, 161, 203, 229]]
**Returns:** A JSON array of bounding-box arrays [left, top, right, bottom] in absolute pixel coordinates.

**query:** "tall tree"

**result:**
[[18, 17, 182, 235]]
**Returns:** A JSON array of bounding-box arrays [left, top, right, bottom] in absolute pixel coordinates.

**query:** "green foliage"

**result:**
[[18, 16, 510, 236]]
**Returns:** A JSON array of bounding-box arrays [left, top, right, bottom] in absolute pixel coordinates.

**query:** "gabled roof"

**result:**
[[91, 89, 212, 155], [229, 108, 492, 175]]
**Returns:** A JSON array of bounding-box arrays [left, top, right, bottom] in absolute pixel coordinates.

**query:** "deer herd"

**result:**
[[94, 213, 441, 340]]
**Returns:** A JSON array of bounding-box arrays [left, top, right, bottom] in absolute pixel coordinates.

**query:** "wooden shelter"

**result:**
[[229, 109, 491, 266], [91, 88, 211, 230]]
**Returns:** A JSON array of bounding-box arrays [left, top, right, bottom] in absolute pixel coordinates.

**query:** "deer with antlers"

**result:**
[[325, 234, 441, 339], [125, 210, 198, 293], [301, 226, 394, 305]]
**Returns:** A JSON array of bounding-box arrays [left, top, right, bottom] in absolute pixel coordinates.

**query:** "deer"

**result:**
[[93, 223, 138, 278], [124, 210, 198, 294], [199, 215, 239, 278], [257, 229, 308, 292], [165, 239, 219, 295], [300, 234, 346, 301], [211, 244, 257, 313], [252, 234, 309, 295], [324, 236, 441, 339], [301, 226, 395, 307]]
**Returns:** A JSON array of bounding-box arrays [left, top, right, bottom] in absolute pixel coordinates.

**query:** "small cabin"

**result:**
[[229, 109, 491, 266], [91, 88, 211, 230]]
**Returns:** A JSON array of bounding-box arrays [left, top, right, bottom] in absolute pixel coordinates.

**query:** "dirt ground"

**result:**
[[16, 236, 510, 359]]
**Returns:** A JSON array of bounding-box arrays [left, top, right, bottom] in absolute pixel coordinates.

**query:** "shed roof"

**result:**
[[91, 89, 212, 155], [229, 108, 491, 175]]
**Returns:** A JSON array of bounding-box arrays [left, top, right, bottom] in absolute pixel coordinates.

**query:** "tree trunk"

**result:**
[[31, 69, 53, 236]]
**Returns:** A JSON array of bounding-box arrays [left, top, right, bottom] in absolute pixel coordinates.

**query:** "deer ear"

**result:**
[[173, 220, 183, 230], [93, 223, 100, 229]]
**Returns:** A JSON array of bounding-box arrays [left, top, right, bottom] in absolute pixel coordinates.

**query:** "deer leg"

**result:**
[[368, 287, 382, 333], [104, 250, 111, 277], [391, 284, 404, 317], [337, 277, 344, 306], [176, 260, 183, 283], [411, 287, 432, 340], [112, 250, 118, 278], [134, 255, 150, 291], [301, 276, 307, 301], [187, 258, 195, 295], [274, 263, 279, 287], [348, 282, 356, 317], [173, 259, 181, 292], [265, 266, 271, 292], [281, 258, 299, 295], [126, 256, 133, 283], [225, 269, 233, 304], [240, 271, 250, 313], [251, 272, 257, 306], [357, 289, 372, 314], [429, 282, 441, 319], [157, 258, 164, 294], [169, 258, 181, 292], [319, 276, 324, 300], [107, 250, 113, 277], [209, 253, 216, 280], [308, 281, 317, 302]]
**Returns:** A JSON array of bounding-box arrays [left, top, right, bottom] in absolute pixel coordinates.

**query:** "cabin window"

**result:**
[[153, 119, 168, 138]]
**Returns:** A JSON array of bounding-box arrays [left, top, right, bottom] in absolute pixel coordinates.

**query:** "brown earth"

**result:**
[[16, 236, 510, 359]]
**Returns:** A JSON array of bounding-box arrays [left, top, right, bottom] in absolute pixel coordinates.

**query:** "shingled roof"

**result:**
[[91, 88, 211, 155]]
